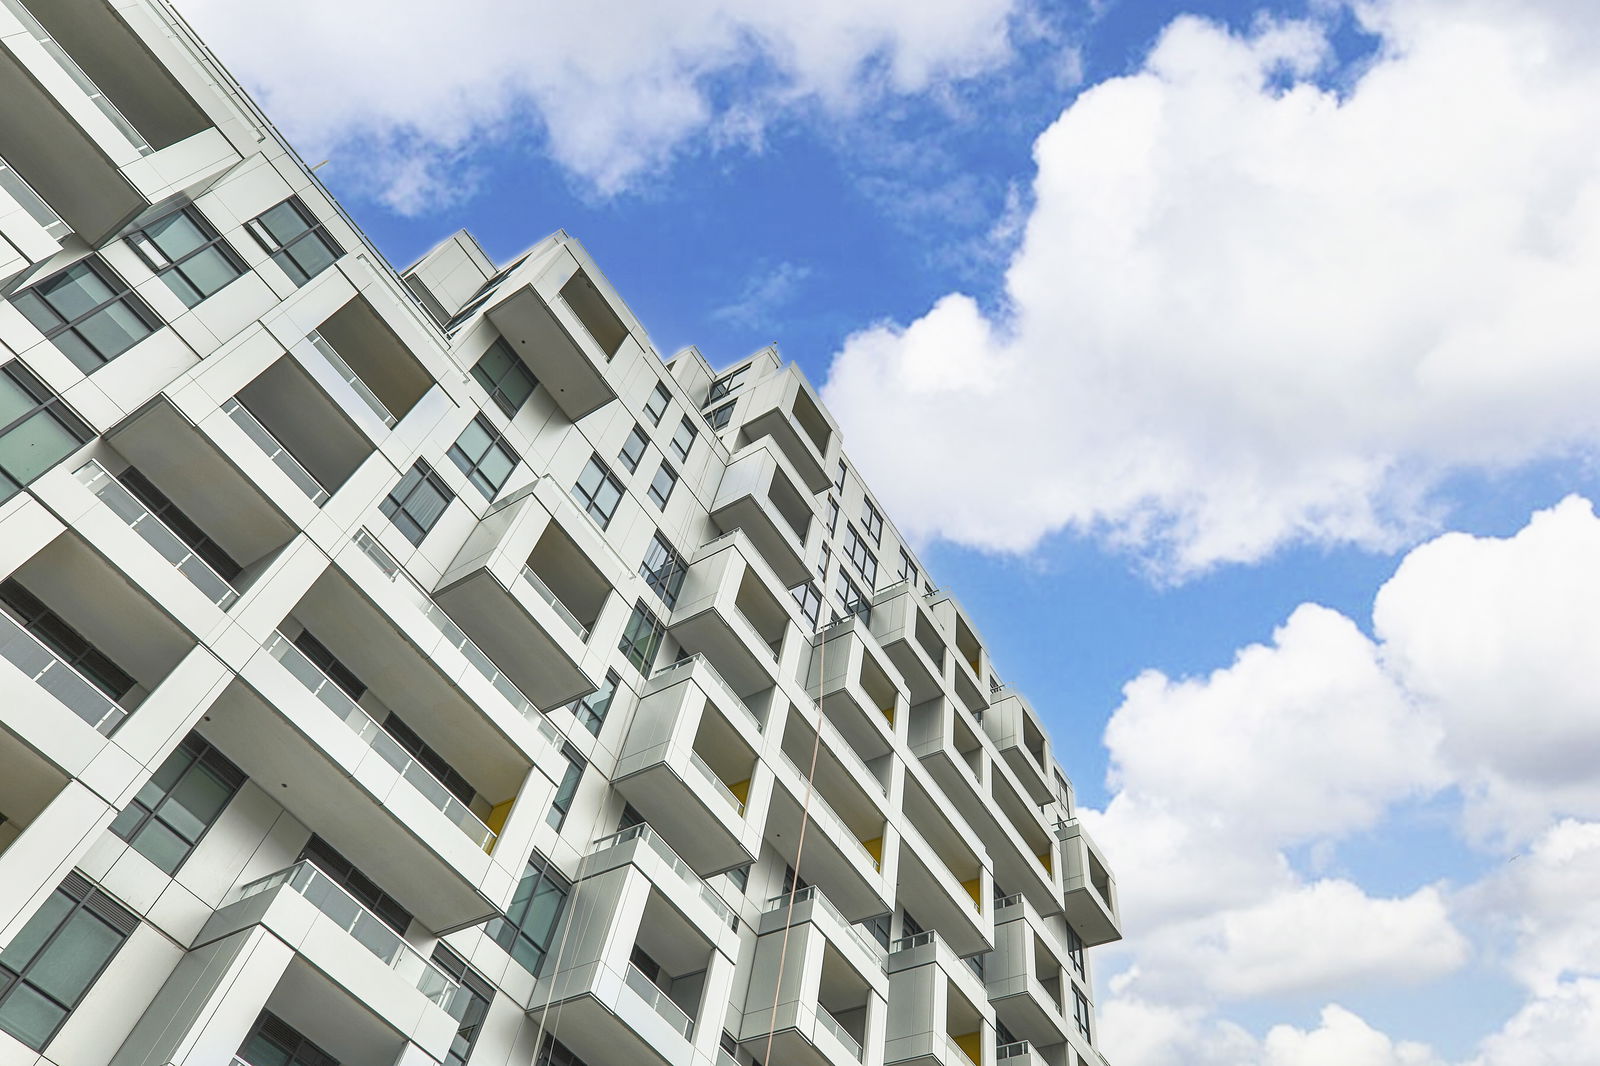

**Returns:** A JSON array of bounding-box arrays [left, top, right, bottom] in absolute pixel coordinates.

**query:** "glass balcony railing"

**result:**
[[779, 751, 881, 871], [0, 0, 151, 154], [594, 824, 736, 930], [998, 1041, 1033, 1061], [0, 609, 126, 734], [350, 530, 557, 749], [223, 399, 329, 505], [816, 1003, 863, 1061], [765, 886, 887, 970], [235, 860, 460, 1008], [0, 155, 69, 238], [307, 331, 396, 427], [624, 962, 694, 1039], [689, 750, 745, 817], [651, 653, 762, 732], [521, 565, 589, 640], [264, 633, 496, 849], [75, 462, 239, 609], [716, 1049, 740, 1066]]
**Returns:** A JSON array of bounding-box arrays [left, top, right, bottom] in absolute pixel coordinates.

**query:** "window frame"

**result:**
[[617, 423, 648, 473], [669, 415, 697, 462], [571, 454, 624, 528], [644, 382, 670, 426], [11, 255, 161, 374], [898, 548, 918, 586], [707, 402, 734, 430], [862, 499, 883, 544], [447, 414, 519, 500], [843, 523, 878, 586], [639, 531, 687, 609], [545, 744, 585, 830], [470, 338, 539, 417], [0, 361, 93, 505], [489, 853, 570, 975], [618, 599, 665, 675], [704, 364, 748, 405], [571, 669, 618, 736], [647, 460, 677, 509], [825, 496, 839, 534], [109, 733, 244, 875], [245, 195, 344, 287], [381, 460, 454, 545], [127, 203, 247, 308], [790, 581, 822, 629]]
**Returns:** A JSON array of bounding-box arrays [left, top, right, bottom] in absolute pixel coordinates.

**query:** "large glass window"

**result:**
[[545, 745, 585, 830], [704, 364, 747, 405], [292, 629, 364, 700], [647, 461, 677, 509], [433, 947, 493, 1066], [299, 835, 413, 935], [833, 568, 870, 623], [470, 338, 538, 416], [238, 1011, 340, 1066], [898, 548, 917, 586], [639, 532, 687, 609], [381, 461, 453, 545], [570, 669, 618, 736], [618, 600, 665, 675], [617, 423, 648, 473], [0, 871, 136, 1051], [1073, 987, 1092, 1041], [644, 382, 670, 425], [0, 579, 133, 699], [790, 581, 822, 629], [707, 402, 734, 430], [0, 361, 92, 505], [448, 415, 518, 499], [570, 454, 622, 528], [127, 204, 245, 308], [1066, 923, 1086, 979], [844, 524, 878, 586], [119, 468, 240, 579], [825, 496, 839, 533], [383, 713, 475, 805], [488, 853, 570, 975], [109, 733, 244, 874], [669, 415, 696, 462], [862, 499, 883, 544], [11, 256, 160, 373], [245, 196, 343, 286]]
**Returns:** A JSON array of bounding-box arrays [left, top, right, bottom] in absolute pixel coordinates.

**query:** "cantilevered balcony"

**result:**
[[910, 695, 987, 825], [303, 293, 436, 428], [929, 593, 990, 719], [897, 771, 992, 958], [436, 477, 618, 708], [614, 657, 766, 875], [984, 690, 1054, 805], [886, 931, 994, 1066], [869, 581, 948, 706], [741, 887, 888, 1066], [806, 615, 906, 766], [732, 363, 839, 492], [228, 356, 377, 505], [484, 247, 628, 420], [0, 151, 69, 284], [984, 766, 1063, 919], [669, 531, 796, 698], [709, 441, 814, 585], [989, 895, 1072, 1050], [1055, 821, 1121, 947]]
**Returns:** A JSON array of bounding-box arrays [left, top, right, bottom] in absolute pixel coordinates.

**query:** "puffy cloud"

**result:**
[[1468, 980, 1600, 1066], [1260, 1005, 1446, 1066], [1102, 999, 1447, 1066], [173, 0, 1023, 207], [1465, 820, 1600, 993], [821, 0, 1600, 573]]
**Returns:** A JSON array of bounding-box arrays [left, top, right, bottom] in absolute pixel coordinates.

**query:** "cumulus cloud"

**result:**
[[821, 0, 1600, 574], [173, 0, 1023, 209]]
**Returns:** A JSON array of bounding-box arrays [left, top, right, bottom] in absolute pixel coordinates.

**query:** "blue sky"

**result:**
[[181, 0, 1600, 1061]]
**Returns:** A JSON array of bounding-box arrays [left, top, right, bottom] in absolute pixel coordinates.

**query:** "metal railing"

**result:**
[[779, 751, 881, 871], [816, 1004, 863, 1061], [0, 155, 69, 238], [689, 750, 745, 817], [235, 860, 458, 1006], [75, 462, 238, 608], [0, 609, 125, 734], [521, 565, 590, 640], [350, 531, 553, 743], [624, 962, 694, 1039], [265, 633, 495, 848], [222, 399, 328, 504], [891, 930, 938, 953], [651, 653, 762, 732], [765, 886, 887, 970], [594, 824, 736, 930], [998, 1040, 1033, 1061], [0, 0, 151, 154], [307, 331, 396, 427]]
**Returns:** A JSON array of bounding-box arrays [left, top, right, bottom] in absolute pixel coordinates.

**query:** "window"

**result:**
[[1066, 923, 1086, 979], [127, 204, 245, 308], [448, 415, 518, 499], [639, 532, 687, 609], [292, 629, 364, 700], [538, 1034, 591, 1066], [120, 468, 240, 579], [791, 581, 822, 629], [0, 870, 136, 1051], [816, 547, 829, 583], [647, 460, 677, 509], [546, 744, 585, 830], [0, 579, 133, 700], [299, 835, 413, 935], [0, 362, 92, 505], [109, 733, 244, 874], [644, 381, 670, 425], [843, 524, 878, 586], [11, 256, 160, 373], [864, 912, 891, 951], [1073, 987, 1092, 1040], [618, 600, 665, 675], [825, 496, 839, 533], [470, 338, 539, 416], [898, 548, 917, 586], [669, 416, 697, 462], [571, 670, 618, 736], [571, 454, 623, 528], [707, 402, 734, 430], [433, 948, 494, 1066], [488, 853, 570, 974], [862, 499, 883, 544], [833, 568, 869, 622], [705, 364, 748, 405], [238, 1012, 339, 1066], [726, 864, 750, 893], [383, 713, 475, 805], [834, 459, 846, 491], [381, 461, 453, 545], [618, 423, 648, 473], [246, 196, 343, 286]]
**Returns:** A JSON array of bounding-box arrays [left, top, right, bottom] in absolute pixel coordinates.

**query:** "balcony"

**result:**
[[985, 690, 1054, 805], [709, 441, 813, 585], [614, 657, 765, 875], [807, 615, 905, 765], [1056, 821, 1121, 947], [930, 594, 991, 718], [984, 768, 1062, 919], [869, 581, 948, 706], [768, 736, 889, 922], [669, 531, 795, 698], [886, 931, 993, 1066], [230, 354, 380, 504], [306, 293, 437, 427], [436, 476, 617, 709], [910, 695, 988, 825], [997, 1042, 1049, 1066], [484, 247, 628, 421], [0, 152, 69, 284], [989, 895, 1072, 1049], [732, 363, 839, 492], [897, 772, 992, 958]]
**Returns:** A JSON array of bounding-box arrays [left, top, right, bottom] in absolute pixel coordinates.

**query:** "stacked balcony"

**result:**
[[710, 440, 815, 585], [989, 895, 1073, 1053], [984, 689, 1055, 805], [1055, 821, 1122, 947], [807, 615, 906, 769], [896, 772, 992, 958], [295, 293, 437, 433], [670, 531, 795, 697], [886, 931, 994, 1066], [869, 581, 948, 707], [733, 364, 839, 492]]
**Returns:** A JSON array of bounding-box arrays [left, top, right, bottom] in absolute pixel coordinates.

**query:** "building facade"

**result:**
[[0, 3, 1123, 1066]]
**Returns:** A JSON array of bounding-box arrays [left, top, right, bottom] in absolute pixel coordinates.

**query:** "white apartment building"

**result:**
[[0, 3, 1124, 1066]]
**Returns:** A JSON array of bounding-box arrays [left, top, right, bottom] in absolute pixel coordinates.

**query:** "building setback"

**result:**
[[0, 3, 1124, 1066]]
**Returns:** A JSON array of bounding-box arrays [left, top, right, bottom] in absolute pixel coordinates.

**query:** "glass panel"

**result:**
[[74, 303, 151, 362], [406, 482, 448, 529], [26, 911, 121, 1003], [477, 445, 514, 490], [52, 331, 103, 374], [258, 202, 306, 245], [131, 819, 189, 874], [10, 292, 59, 334], [40, 264, 113, 320], [146, 212, 208, 259], [288, 232, 338, 279], [179, 247, 240, 299], [156, 764, 233, 840], [500, 367, 534, 409], [0, 414, 79, 483], [0, 894, 71, 971], [454, 419, 491, 462], [0, 982, 68, 1049], [0, 375, 34, 428]]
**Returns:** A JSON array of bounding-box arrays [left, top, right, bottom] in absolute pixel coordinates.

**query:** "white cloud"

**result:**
[[821, 0, 1600, 574], [1470, 980, 1600, 1066], [173, 0, 1023, 209], [1465, 820, 1600, 994], [711, 261, 813, 328]]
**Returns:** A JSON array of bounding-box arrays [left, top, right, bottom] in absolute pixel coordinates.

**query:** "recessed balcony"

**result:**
[[669, 531, 795, 698], [484, 248, 626, 421], [732, 364, 838, 492], [1055, 821, 1121, 947], [985, 768, 1063, 919], [228, 356, 377, 506], [869, 581, 948, 706], [709, 441, 814, 585], [886, 931, 994, 1066]]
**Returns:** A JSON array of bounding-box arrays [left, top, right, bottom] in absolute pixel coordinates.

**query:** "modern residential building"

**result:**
[[0, 2, 1123, 1065]]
